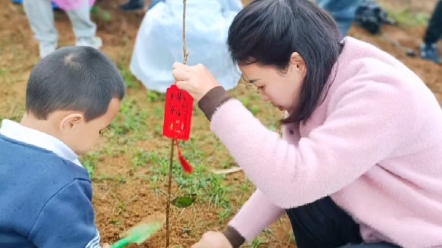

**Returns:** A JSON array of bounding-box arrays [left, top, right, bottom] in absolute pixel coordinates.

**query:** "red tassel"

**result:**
[[176, 140, 193, 174]]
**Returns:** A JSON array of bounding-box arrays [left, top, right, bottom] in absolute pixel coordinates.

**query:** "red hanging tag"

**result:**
[[162, 84, 194, 173], [162, 85, 194, 141]]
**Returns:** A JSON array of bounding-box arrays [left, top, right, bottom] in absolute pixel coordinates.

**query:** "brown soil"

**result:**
[[0, 0, 441, 247]]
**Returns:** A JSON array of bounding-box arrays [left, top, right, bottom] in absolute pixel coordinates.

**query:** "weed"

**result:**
[[288, 230, 295, 243], [81, 153, 99, 178], [147, 91, 165, 102], [250, 238, 266, 248], [0, 69, 7, 77], [90, 6, 111, 22], [118, 200, 126, 213], [383, 6, 429, 27], [218, 208, 231, 224], [107, 98, 148, 142], [132, 148, 150, 167], [110, 219, 121, 226], [120, 65, 139, 89]]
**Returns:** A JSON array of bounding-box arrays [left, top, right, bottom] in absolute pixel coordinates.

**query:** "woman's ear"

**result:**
[[290, 52, 306, 72], [60, 113, 84, 132]]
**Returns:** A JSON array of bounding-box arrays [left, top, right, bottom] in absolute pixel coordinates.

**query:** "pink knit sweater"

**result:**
[[209, 37, 442, 247]]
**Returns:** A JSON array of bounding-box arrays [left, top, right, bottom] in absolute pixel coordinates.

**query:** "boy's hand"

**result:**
[[191, 231, 233, 248], [102, 243, 110, 248]]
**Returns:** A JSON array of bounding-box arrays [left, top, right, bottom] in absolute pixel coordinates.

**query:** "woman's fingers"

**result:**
[[172, 62, 185, 69], [171, 62, 220, 101], [172, 66, 191, 82], [173, 63, 195, 92], [175, 80, 190, 91]]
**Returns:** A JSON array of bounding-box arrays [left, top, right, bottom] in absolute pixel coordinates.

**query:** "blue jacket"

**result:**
[[0, 135, 101, 248]]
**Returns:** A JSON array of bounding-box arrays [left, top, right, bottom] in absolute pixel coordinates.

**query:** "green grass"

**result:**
[[82, 153, 99, 178], [90, 6, 112, 22], [0, 69, 7, 77], [381, 4, 430, 27], [389, 9, 429, 27]]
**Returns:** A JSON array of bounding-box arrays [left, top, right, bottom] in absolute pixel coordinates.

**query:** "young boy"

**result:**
[[23, 0, 102, 59], [0, 46, 125, 247]]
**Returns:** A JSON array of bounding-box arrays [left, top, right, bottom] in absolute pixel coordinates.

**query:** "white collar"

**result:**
[[0, 119, 83, 167]]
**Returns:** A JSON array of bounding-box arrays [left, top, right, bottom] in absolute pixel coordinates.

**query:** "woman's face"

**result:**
[[239, 52, 307, 114]]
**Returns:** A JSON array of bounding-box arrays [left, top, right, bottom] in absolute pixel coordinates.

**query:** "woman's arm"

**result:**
[[222, 189, 285, 247], [199, 82, 414, 209]]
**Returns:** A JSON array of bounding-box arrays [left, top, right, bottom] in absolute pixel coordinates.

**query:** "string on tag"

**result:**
[[176, 140, 192, 173]]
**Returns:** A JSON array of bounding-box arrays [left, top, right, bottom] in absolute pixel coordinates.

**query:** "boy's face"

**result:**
[[58, 98, 121, 155]]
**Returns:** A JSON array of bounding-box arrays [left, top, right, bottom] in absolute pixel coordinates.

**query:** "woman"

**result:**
[[172, 0, 442, 247]]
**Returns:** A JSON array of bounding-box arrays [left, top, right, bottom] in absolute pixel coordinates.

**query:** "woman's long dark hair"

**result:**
[[227, 0, 342, 124]]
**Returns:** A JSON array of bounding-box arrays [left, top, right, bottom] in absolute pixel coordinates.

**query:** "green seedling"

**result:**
[[171, 194, 196, 208], [111, 220, 163, 248]]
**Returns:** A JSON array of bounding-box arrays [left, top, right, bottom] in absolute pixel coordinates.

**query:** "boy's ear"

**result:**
[[60, 113, 85, 132]]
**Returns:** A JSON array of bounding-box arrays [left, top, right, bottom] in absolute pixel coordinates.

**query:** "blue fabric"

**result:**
[[149, 0, 164, 10], [286, 197, 362, 248], [317, 0, 363, 38], [0, 135, 101, 248]]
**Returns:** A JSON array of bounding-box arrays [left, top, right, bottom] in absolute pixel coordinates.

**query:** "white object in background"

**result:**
[[130, 0, 243, 93]]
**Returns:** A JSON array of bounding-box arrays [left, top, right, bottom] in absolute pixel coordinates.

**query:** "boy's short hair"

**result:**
[[25, 46, 126, 122]]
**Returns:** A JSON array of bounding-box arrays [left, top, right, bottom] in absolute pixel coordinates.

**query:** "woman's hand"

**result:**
[[191, 231, 233, 248], [172, 62, 221, 101]]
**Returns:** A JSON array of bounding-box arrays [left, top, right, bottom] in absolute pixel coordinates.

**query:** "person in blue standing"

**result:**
[[316, 0, 363, 38]]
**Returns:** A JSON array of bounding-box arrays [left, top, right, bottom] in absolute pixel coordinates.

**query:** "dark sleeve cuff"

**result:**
[[197, 86, 232, 121], [222, 226, 246, 248]]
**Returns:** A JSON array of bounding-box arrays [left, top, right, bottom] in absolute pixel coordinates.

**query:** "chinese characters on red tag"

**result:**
[[162, 84, 194, 173], [163, 85, 193, 141]]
